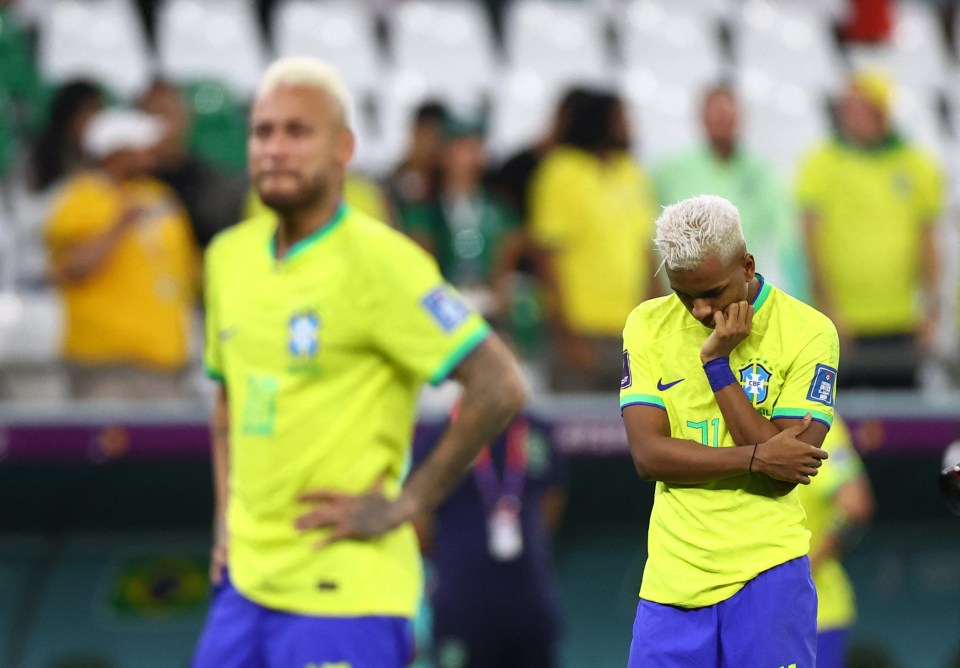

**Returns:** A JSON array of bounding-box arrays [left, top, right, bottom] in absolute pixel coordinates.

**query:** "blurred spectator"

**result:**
[[44, 108, 199, 399], [495, 88, 589, 225], [797, 70, 944, 389], [27, 80, 104, 194], [388, 100, 448, 220], [414, 405, 566, 668], [653, 84, 808, 301], [798, 415, 875, 668], [400, 111, 523, 324], [528, 90, 659, 392], [137, 79, 245, 249]]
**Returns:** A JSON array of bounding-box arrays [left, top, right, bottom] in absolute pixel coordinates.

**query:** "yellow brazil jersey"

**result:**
[[204, 204, 490, 617], [45, 171, 197, 370], [619, 276, 840, 608], [796, 137, 943, 335], [529, 146, 657, 337], [797, 415, 863, 631]]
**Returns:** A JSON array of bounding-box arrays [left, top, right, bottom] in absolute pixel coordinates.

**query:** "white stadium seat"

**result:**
[[389, 0, 498, 106], [272, 0, 384, 101], [156, 0, 267, 98], [504, 0, 613, 95], [38, 0, 153, 100]]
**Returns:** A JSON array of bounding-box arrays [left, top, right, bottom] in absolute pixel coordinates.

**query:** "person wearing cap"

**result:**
[[796, 70, 944, 389], [44, 107, 198, 399], [398, 110, 524, 326]]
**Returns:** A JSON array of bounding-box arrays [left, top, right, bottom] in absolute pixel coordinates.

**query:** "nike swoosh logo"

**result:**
[[657, 378, 685, 391]]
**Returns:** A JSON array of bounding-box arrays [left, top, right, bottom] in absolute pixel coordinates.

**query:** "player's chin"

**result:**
[[259, 190, 307, 211]]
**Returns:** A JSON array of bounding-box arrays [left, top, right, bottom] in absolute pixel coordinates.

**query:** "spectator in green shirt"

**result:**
[[652, 84, 809, 302]]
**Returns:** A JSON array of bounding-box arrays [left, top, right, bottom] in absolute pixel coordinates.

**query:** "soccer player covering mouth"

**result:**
[[620, 195, 840, 668], [191, 56, 526, 668]]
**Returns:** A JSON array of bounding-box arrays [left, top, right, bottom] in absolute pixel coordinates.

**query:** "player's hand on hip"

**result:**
[[700, 301, 753, 363], [295, 475, 397, 548], [752, 414, 828, 485]]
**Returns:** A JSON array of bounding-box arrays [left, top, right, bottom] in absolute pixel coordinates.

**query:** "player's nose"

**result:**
[[691, 299, 712, 320]]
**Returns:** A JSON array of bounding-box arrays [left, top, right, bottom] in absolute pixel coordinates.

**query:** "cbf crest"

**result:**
[[288, 311, 320, 358], [739, 361, 772, 405]]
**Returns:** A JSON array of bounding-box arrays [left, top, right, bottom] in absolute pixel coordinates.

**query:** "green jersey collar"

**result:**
[[270, 202, 348, 261], [751, 273, 772, 313], [834, 130, 904, 153]]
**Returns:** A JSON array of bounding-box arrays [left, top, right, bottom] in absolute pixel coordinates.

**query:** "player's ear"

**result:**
[[741, 252, 756, 281], [336, 127, 355, 167]]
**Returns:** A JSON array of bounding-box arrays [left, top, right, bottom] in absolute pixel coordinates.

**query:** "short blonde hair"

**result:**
[[654, 195, 745, 271], [257, 56, 354, 128]]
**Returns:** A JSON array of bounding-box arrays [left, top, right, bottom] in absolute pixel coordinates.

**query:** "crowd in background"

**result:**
[[0, 0, 958, 401]]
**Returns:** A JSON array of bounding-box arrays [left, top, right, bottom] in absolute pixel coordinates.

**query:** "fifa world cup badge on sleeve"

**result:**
[[621, 350, 632, 389], [807, 364, 837, 406], [421, 286, 470, 332]]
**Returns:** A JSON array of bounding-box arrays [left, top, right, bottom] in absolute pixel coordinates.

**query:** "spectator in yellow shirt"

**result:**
[[797, 70, 944, 388], [529, 90, 660, 392], [45, 108, 199, 399]]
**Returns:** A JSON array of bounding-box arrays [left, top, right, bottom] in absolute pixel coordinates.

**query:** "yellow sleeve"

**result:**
[[44, 178, 118, 252], [771, 320, 840, 428], [529, 155, 576, 249], [368, 232, 490, 385], [795, 146, 830, 214], [619, 308, 665, 411]]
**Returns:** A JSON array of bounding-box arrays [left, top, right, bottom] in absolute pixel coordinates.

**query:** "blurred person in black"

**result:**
[[27, 80, 104, 194], [388, 100, 448, 220], [413, 405, 566, 668], [400, 111, 523, 328], [137, 79, 245, 248]]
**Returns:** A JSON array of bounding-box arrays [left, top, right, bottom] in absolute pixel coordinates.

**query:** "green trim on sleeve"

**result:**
[[620, 393, 666, 410], [428, 323, 492, 386], [205, 366, 225, 383], [771, 407, 833, 426]]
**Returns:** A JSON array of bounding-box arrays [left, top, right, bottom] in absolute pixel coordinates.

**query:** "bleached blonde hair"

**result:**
[[257, 56, 354, 129], [654, 195, 745, 271]]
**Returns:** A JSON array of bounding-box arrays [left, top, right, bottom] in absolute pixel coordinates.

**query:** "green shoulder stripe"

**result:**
[[771, 407, 833, 426], [428, 323, 491, 386]]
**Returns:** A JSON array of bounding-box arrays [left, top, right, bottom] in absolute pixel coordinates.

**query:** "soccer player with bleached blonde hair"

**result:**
[[620, 194, 839, 667], [191, 56, 526, 667]]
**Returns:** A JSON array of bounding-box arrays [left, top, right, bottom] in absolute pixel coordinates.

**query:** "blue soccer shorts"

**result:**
[[191, 573, 414, 668], [628, 556, 817, 668]]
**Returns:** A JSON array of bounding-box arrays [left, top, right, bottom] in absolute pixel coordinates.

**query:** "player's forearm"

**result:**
[[712, 383, 779, 447], [395, 336, 526, 522], [210, 386, 230, 540], [630, 435, 754, 485]]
